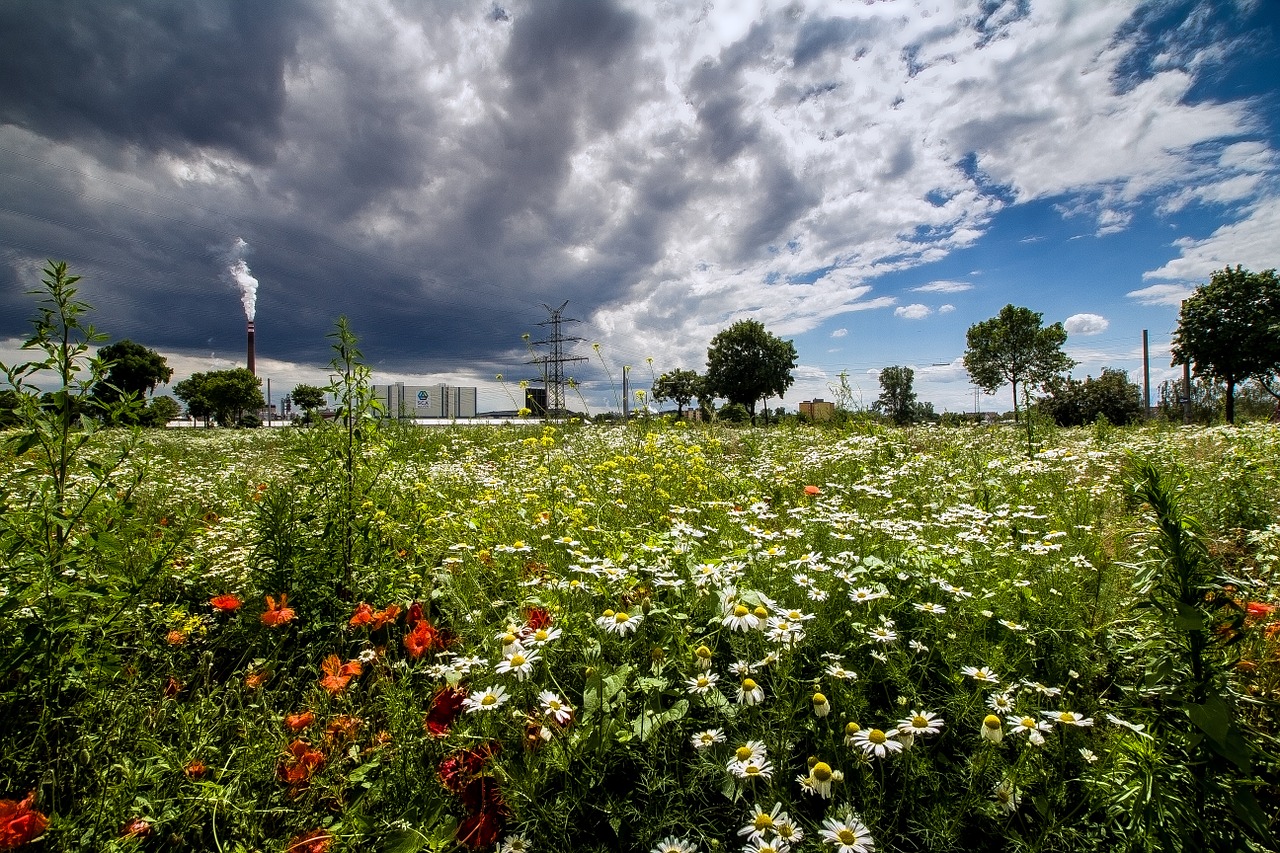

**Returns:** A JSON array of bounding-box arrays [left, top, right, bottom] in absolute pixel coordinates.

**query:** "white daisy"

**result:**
[[849, 588, 888, 604], [650, 836, 698, 853], [498, 832, 531, 853], [986, 692, 1016, 713], [851, 727, 903, 759], [463, 685, 509, 713], [691, 728, 725, 750], [913, 602, 947, 616], [685, 672, 720, 696], [993, 779, 1021, 813], [495, 647, 540, 681], [737, 677, 765, 705], [722, 603, 761, 632], [1007, 714, 1052, 744], [738, 802, 785, 842], [729, 740, 768, 767], [820, 810, 874, 853], [538, 690, 573, 725], [1043, 710, 1093, 727], [961, 665, 1000, 684], [728, 758, 774, 781], [897, 710, 944, 737]]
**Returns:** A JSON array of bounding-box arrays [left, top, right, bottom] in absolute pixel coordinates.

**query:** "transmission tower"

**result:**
[[527, 301, 587, 418]]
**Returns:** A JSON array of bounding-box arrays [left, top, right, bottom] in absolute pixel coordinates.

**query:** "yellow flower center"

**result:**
[[695, 645, 711, 659], [1060, 712, 1076, 722], [534, 629, 549, 641], [868, 729, 887, 744], [697, 677, 710, 688], [735, 746, 753, 761], [812, 761, 832, 781], [838, 829, 857, 844], [548, 700, 560, 710], [753, 606, 768, 618], [509, 654, 526, 667], [733, 604, 749, 617], [744, 763, 762, 776], [1021, 717, 1035, 728], [481, 694, 497, 706], [813, 693, 827, 705], [602, 609, 615, 618], [502, 633, 517, 645], [741, 678, 757, 691], [983, 715, 1001, 729], [754, 814, 774, 830], [912, 715, 928, 728], [845, 722, 861, 736], [614, 611, 630, 624]]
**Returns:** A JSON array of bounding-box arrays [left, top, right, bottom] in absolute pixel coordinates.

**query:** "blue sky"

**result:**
[[1, 0, 1278, 414]]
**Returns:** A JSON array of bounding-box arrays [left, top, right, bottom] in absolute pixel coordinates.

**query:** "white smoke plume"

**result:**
[[225, 237, 259, 321]]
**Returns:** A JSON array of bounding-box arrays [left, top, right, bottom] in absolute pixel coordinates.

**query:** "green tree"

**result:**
[[173, 368, 264, 427], [874, 365, 918, 426], [651, 368, 700, 417], [964, 304, 1074, 421], [289, 383, 327, 413], [704, 319, 798, 424], [1040, 368, 1143, 427], [91, 340, 171, 402], [140, 395, 181, 427], [1171, 266, 1280, 424]]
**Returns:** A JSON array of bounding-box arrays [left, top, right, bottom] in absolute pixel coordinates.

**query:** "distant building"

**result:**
[[524, 387, 547, 416], [799, 398, 835, 422], [372, 383, 478, 419]]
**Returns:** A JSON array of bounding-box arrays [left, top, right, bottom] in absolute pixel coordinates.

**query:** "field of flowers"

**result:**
[[2, 414, 1279, 853]]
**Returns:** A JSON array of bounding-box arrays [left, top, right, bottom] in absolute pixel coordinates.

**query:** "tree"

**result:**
[[874, 366, 918, 426], [139, 395, 181, 427], [1040, 368, 1143, 427], [964, 304, 1074, 421], [173, 368, 265, 427], [651, 368, 700, 417], [289, 383, 327, 412], [1171, 266, 1280, 424], [704, 319, 798, 424], [91, 339, 172, 424]]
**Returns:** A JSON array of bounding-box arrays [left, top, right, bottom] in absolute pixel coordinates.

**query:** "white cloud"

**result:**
[[1095, 208, 1132, 236], [1064, 313, 1110, 335], [894, 303, 932, 320], [938, 303, 956, 314], [830, 328, 848, 338], [1126, 283, 1195, 306], [912, 280, 973, 293], [1143, 197, 1280, 283]]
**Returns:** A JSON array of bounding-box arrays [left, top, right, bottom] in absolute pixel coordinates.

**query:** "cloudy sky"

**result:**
[[2, 0, 1277, 414]]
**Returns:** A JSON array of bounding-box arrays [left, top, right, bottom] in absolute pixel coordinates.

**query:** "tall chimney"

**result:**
[[246, 320, 256, 375]]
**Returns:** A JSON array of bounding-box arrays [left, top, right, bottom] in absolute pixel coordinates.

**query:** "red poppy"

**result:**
[[804, 485, 821, 496], [406, 601, 423, 627], [424, 686, 467, 738], [121, 818, 151, 839], [163, 676, 183, 698], [324, 715, 361, 748], [318, 655, 362, 696], [278, 740, 325, 787], [348, 602, 374, 628], [456, 808, 503, 850], [184, 761, 207, 779], [210, 593, 242, 612], [370, 604, 401, 630], [1246, 601, 1275, 621], [456, 777, 507, 850], [285, 711, 316, 732], [261, 594, 296, 627], [0, 792, 48, 849], [286, 829, 334, 853], [438, 742, 499, 794], [524, 606, 552, 632], [404, 619, 444, 660]]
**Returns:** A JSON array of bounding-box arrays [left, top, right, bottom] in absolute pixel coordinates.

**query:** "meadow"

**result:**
[[1, 408, 1278, 853]]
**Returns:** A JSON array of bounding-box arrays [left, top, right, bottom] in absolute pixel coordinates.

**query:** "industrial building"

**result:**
[[371, 383, 478, 419]]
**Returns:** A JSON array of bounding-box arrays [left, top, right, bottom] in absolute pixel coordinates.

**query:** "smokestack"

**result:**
[[247, 320, 256, 376]]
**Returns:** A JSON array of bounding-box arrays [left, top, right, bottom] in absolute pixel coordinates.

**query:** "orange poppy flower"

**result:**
[[262, 594, 296, 627], [184, 761, 208, 779], [318, 655, 362, 695], [404, 619, 444, 660], [0, 792, 48, 849], [245, 670, 271, 689], [278, 740, 325, 786], [370, 604, 401, 631], [210, 594, 242, 612], [166, 629, 187, 646], [286, 829, 334, 853], [348, 602, 374, 628], [285, 711, 316, 731], [803, 485, 821, 496]]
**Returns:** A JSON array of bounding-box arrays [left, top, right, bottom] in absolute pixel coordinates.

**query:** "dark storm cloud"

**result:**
[[0, 0, 313, 164]]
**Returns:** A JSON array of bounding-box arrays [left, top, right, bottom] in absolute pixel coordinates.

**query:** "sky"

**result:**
[[2, 0, 1278, 415]]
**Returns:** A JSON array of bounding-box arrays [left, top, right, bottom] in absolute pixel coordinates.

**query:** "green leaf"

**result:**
[[1172, 601, 1204, 631], [1185, 695, 1229, 744]]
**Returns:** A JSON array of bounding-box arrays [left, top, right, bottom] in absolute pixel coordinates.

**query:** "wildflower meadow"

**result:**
[[2, 277, 1279, 852]]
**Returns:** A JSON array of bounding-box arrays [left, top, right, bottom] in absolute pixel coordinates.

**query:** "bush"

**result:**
[[1040, 368, 1143, 426]]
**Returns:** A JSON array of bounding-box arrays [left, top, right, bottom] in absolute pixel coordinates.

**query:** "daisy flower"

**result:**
[[728, 758, 774, 781], [843, 722, 862, 747], [867, 626, 898, 644], [773, 814, 803, 846], [913, 602, 947, 616], [980, 714, 1003, 744], [743, 841, 790, 853], [694, 645, 713, 671], [897, 710, 944, 738], [765, 617, 805, 645], [1043, 709, 1092, 727], [993, 779, 1021, 813], [1079, 747, 1099, 763], [495, 647, 540, 681], [599, 609, 643, 636], [1007, 714, 1052, 745], [722, 603, 761, 632], [527, 625, 563, 645], [961, 665, 1000, 685], [986, 692, 1016, 714], [851, 728, 903, 759], [463, 685, 509, 713], [812, 692, 831, 717], [685, 672, 720, 696], [538, 690, 573, 725], [1105, 713, 1150, 737], [498, 832, 531, 853], [820, 810, 875, 853], [691, 728, 725, 750], [650, 836, 698, 853], [825, 663, 857, 681], [798, 760, 840, 798], [737, 677, 765, 706], [849, 588, 888, 604], [739, 802, 785, 842], [729, 740, 768, 766]]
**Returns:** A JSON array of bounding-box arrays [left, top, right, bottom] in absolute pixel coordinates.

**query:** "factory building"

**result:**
[[372, 383, 478, 419]]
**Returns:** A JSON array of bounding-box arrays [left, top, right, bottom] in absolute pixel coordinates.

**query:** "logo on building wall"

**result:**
[[416, 389, 431, 409]]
